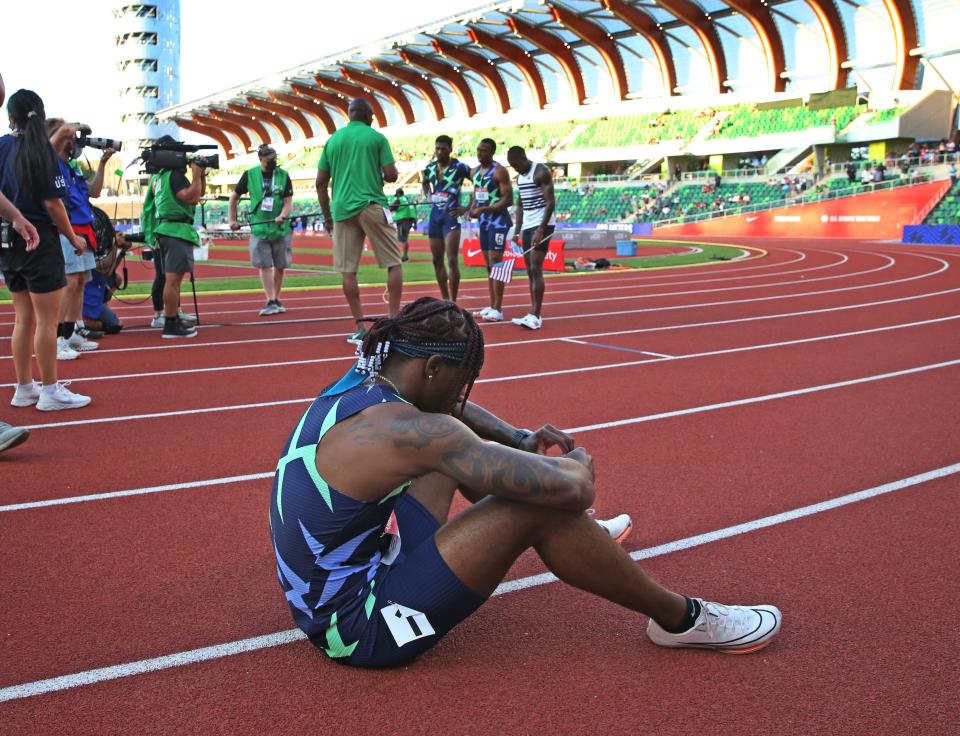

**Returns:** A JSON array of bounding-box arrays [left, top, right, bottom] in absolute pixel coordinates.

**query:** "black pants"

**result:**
[[150, 242, 166, 312]]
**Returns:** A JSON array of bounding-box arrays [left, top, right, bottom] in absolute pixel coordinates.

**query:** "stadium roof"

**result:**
[[160, 0, 925, 157]]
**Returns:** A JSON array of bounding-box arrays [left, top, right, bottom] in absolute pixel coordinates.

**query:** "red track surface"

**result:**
[[0, 237, 957, 735]]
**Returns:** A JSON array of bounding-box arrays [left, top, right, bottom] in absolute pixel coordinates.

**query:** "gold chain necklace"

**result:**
[[375, 374, 403, 398]]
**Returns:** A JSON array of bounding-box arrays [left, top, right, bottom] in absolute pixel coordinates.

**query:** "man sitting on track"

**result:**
[[270, 296, 781, 667]]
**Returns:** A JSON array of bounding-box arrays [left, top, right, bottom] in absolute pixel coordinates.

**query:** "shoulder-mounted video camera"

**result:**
[[141, 139, 219, 174]]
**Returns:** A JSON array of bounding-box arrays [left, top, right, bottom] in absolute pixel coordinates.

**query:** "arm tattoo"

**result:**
[[390, 412, 459, 450], [439, 442, 560, 500]]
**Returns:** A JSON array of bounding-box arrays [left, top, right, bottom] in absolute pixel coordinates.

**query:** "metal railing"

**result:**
[[826, 151, 959, 177], [680, 168, 766, 182], [653, 173, 934, 229]]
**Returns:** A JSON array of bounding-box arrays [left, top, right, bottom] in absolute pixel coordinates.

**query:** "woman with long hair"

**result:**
[[0, 89, 91, 411]]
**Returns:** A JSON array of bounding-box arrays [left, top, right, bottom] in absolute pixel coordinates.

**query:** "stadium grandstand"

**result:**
[[107, 0, 959, 236]]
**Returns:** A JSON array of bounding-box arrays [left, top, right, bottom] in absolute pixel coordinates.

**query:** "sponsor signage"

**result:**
[[462, 237, 566, 272], [657, 181, 946, 239]]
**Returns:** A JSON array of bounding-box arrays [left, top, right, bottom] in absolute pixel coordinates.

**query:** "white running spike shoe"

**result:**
[[647, 598, 782, 654], [482, 308, 504, 322], [596, 513, 633, 543], [56, 337, 79, 360]]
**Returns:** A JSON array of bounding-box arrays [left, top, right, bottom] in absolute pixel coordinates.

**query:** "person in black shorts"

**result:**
[[507, 146, 556, 330], [1, 89, 91, 411]]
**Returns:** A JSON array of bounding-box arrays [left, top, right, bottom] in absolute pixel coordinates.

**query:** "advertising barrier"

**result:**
[[902, 225, 960, 245], [656, 181, 946, 239], [462, 238, 566, 272]]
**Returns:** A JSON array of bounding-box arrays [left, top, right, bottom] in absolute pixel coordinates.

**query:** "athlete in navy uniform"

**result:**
[[269, 297, 782, 668], [422, 136, 470, 301], [467, 138, 513, 323]]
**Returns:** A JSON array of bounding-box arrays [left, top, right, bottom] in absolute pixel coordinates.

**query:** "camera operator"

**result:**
[[47, 118, 117, 357], [142, 135, 206, 338], [0, 89, 91, 411], [228, 144, 293, 316]]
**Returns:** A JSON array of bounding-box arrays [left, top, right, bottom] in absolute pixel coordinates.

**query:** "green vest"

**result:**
[[144, 170, 199, 245], [393, 195, 417, 221], [248, 166, 291, 240]]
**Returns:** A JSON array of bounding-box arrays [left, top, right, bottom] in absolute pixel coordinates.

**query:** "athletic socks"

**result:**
[[657, 596, 703, 634]]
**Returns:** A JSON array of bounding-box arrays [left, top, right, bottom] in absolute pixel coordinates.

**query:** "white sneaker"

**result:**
[[36, 381, 92, 412], [56, 337, 79, 360], [647, 599, 782, 654], [0, 421, 29, 452], [596, 513, 633, 543], [68, 334, 98, 352], [11, 381, 41, 407], [474, 307, 493, 319], [511, 313, 542, 330], [178, 310, 197, 323], [482, 309, 504, 322], [150, 315, 165, 328]]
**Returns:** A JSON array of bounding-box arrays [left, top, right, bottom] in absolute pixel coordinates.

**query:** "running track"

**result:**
[[0, 238, 957, 735]]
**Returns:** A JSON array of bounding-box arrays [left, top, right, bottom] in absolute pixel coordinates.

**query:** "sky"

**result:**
[[0, 0, 486, 138]]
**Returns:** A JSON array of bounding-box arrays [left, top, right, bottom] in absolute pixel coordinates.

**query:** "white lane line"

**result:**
[[6, 287, 959, 388], [0, 254, 948, 360], [562, 337, 675, 358], [9, 354, 960, 509], [2, 460, 956, 703], [18, 317, 960, 432]]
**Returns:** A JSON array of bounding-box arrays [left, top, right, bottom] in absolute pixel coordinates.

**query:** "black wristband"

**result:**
[[512, 428, 533, 448]]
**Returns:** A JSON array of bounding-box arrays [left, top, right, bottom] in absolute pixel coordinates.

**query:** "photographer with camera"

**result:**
[[1, 89, 91, 411], [142, 135, 209, 338], [47, 118, 118, 358], [228, 144, 293, 316]]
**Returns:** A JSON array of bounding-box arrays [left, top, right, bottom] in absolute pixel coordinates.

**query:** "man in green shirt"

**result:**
[[389, 187, 418, 262], [316, 98, 403, 344]]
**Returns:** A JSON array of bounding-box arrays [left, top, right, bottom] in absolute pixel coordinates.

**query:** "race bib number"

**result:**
[[261, 198, 274, 212], [381, 603, 435, 647], [475, 189, 490, 204], [431, 192, 449, 205], [494, 231, 505, 246]]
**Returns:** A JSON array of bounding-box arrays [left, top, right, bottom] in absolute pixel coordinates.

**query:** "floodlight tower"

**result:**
[[113, 1, 180, 148]]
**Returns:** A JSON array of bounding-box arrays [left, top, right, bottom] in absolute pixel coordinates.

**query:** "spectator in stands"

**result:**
[[316, 98, 403, 344], [389, 188, 418, 262], [846, 163, 857, 184], [229, 144, 294, 317], [950, 163, 957, 187]]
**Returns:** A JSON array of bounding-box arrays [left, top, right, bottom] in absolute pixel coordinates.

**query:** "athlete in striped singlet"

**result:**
[[468, 138, 513, 322], [269, 297, 782, 667], [507, 146, 556, 330]]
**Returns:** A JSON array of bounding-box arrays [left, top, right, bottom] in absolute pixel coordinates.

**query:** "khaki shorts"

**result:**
[[333, 203, 402, 273]]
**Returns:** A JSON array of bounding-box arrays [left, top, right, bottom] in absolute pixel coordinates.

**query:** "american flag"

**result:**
[[490, 257, 516, 284]]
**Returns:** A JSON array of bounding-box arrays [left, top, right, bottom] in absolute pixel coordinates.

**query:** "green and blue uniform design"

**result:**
[[269, 370, 485, 667], [473, 161, 512, 251], [423, 159, 470, 239]]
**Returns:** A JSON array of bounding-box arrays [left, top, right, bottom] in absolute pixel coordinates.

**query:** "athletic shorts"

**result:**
[[395, 219, 415, 244], [60, 227, 96, 275], [343, 493, 486, 668], [479, 225, 510, 252], [427, 208, 460, 240], [250, 234, 293, 269], [157, 234, 195, 274], [332, 203, 402, 274], [0, 220, 67, 294], [521, 224, 556, 254]]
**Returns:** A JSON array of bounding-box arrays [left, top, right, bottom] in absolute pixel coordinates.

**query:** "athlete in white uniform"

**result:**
[[507, 146, 556, 330]]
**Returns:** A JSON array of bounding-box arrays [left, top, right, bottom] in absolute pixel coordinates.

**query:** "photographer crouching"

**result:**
[[142, 135, 211, 338], [47, 119, 118, 358]]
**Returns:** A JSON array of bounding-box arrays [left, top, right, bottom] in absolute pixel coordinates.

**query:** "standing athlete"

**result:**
[[468, 138, 512, 322], [507, 146, 556, 330], [269, 297, 782, 668], [422, 135, 470, 301]]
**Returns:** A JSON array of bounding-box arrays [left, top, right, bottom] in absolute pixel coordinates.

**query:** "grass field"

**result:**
[[0, 241, 745, 300]]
